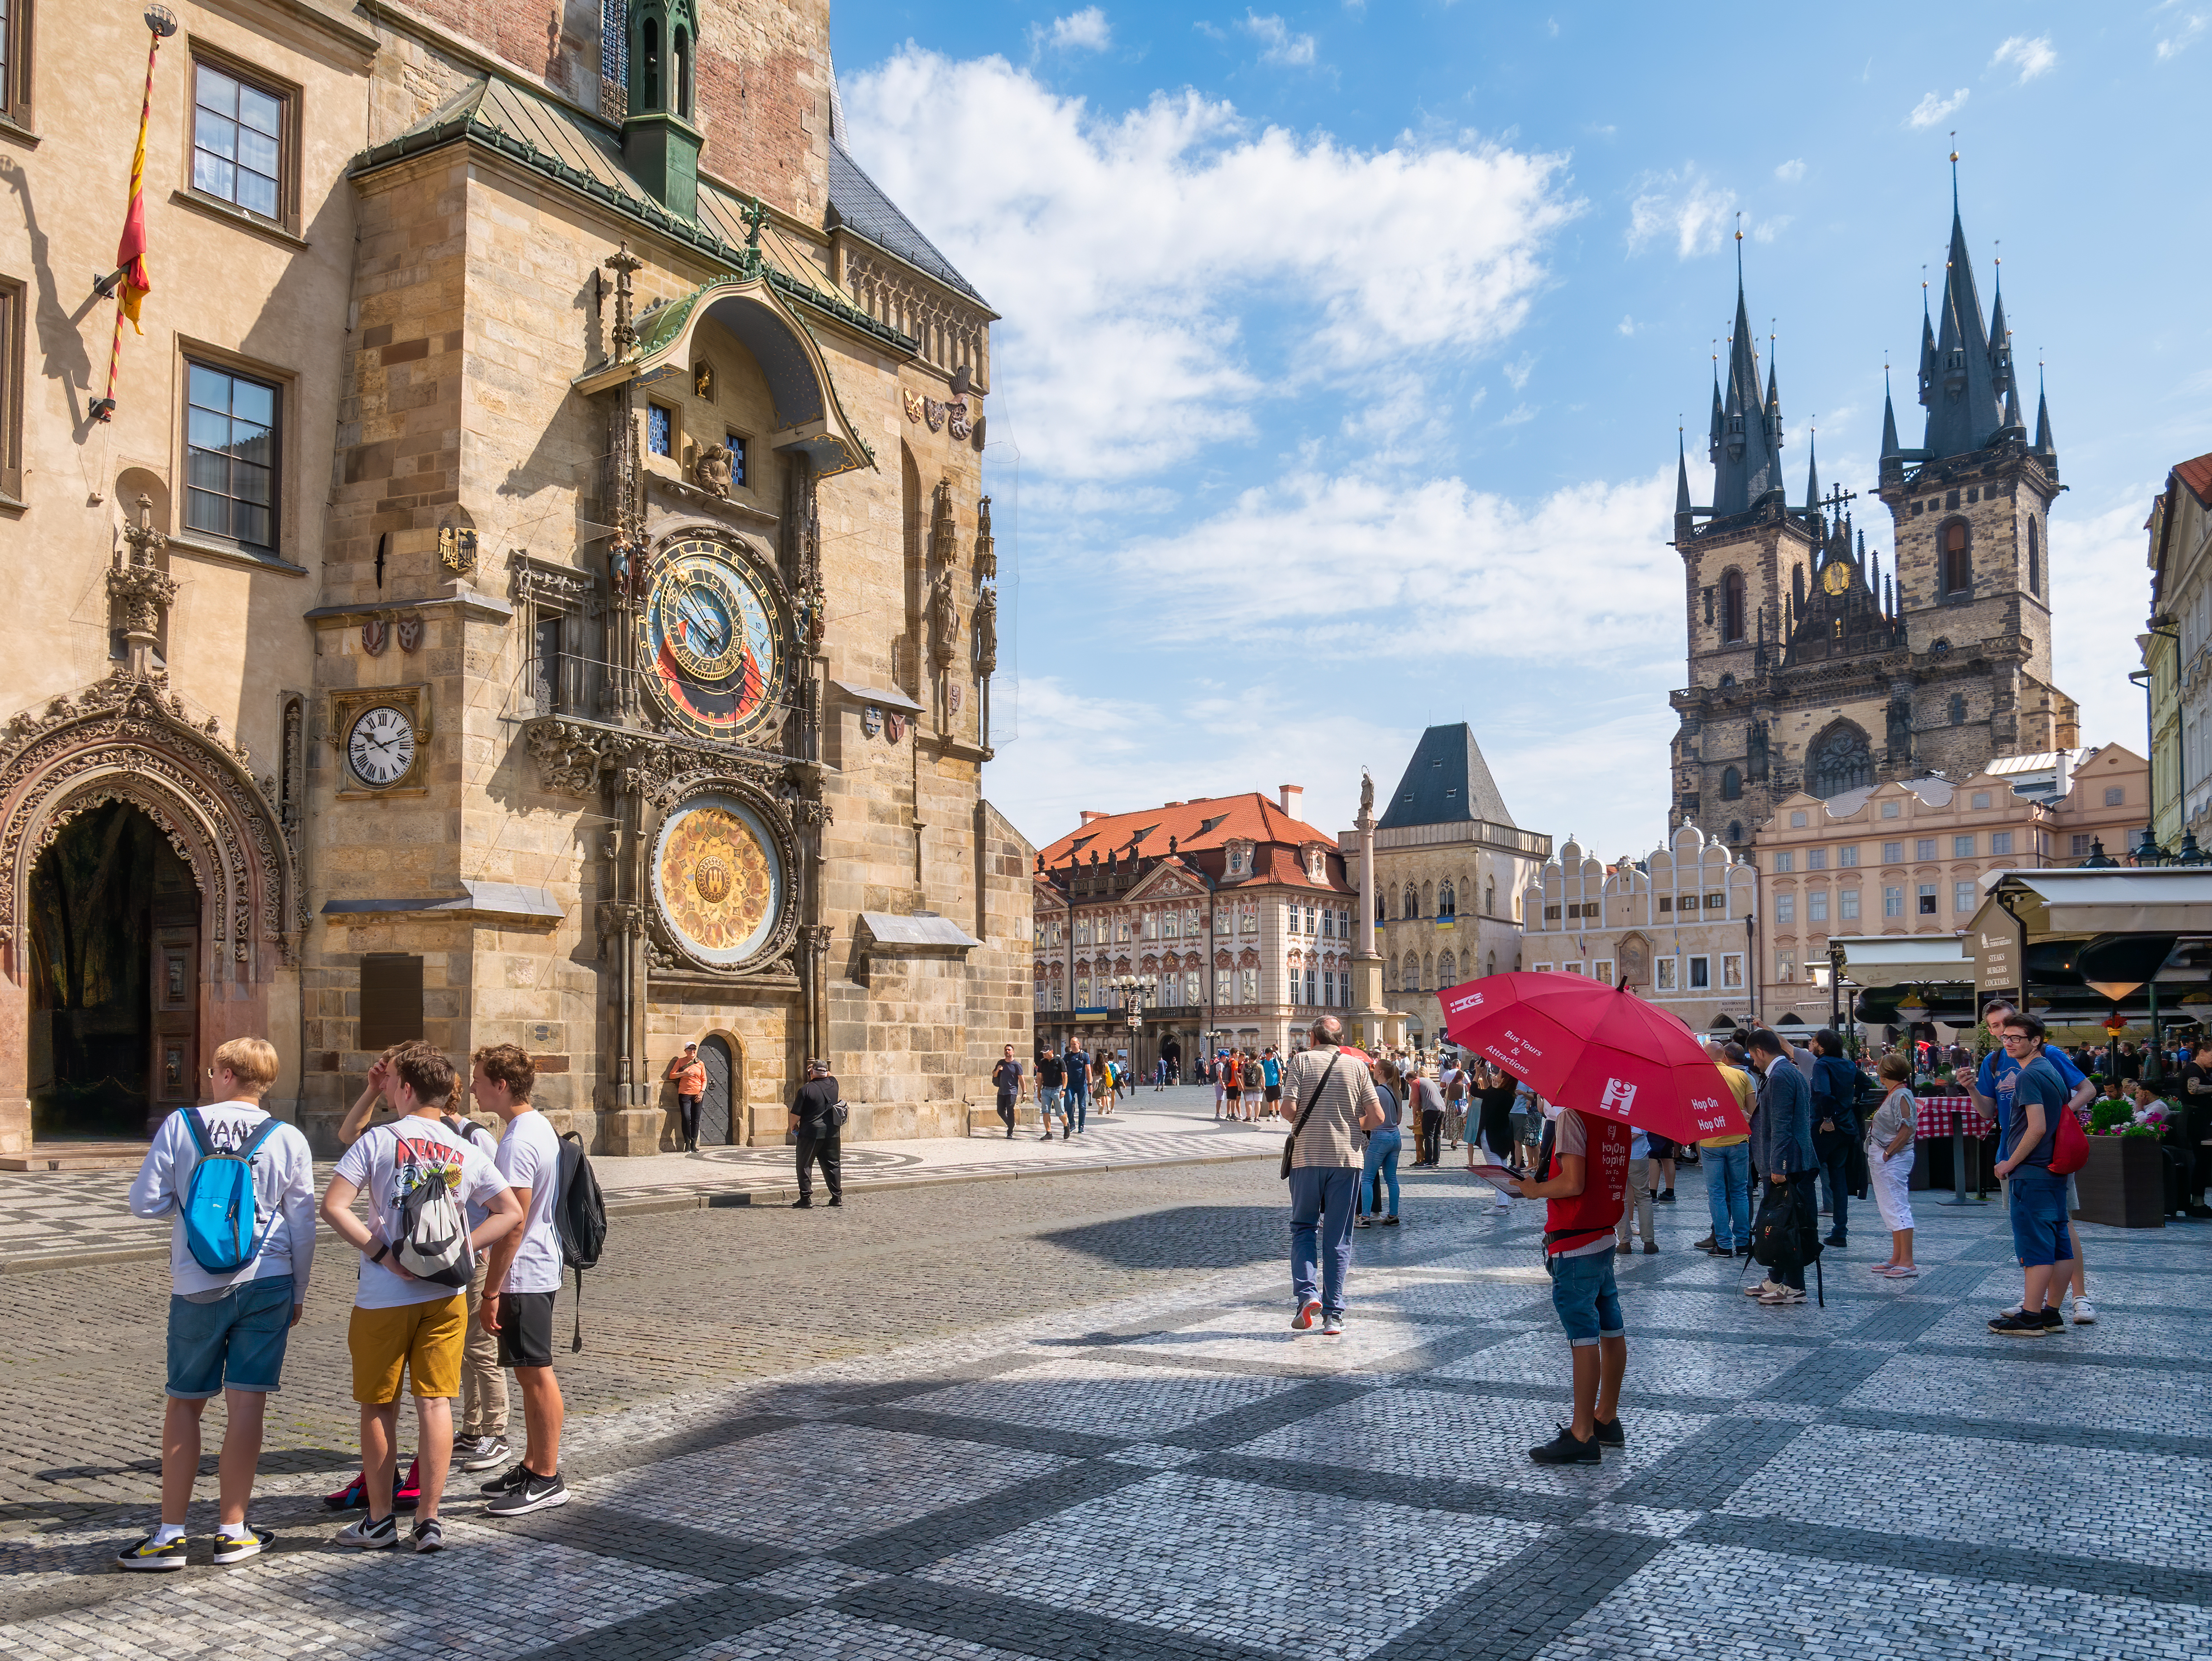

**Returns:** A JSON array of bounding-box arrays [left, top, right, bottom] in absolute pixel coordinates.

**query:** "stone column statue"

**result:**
[[929, 568, 958, 671]]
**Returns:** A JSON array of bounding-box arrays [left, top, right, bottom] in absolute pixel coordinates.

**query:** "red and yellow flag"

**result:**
[[115, 39, 158, 332]]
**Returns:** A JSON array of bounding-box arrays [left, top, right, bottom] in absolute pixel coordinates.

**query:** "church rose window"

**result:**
[[1808, 723, 1873, 799]]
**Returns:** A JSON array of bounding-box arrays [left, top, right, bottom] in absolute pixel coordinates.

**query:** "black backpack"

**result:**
[[552, 1132, 606, 1353], [1749, 1179, 1824, 1306]]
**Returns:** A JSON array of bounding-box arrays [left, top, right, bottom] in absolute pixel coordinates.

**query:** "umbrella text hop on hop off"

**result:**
[[1440, 973, 1748, 1144]]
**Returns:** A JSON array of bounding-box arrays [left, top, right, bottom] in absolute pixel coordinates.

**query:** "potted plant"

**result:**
[[2073, 1097, 2169, 1229]]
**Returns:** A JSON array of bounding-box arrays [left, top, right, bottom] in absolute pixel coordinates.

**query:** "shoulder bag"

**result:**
[[1280, 1052, 1343, 1180]]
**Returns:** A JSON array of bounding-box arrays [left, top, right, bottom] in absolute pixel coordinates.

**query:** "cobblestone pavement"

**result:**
[[4, 1153, 2209, 1660], [0, 1088, 1274, 1272]]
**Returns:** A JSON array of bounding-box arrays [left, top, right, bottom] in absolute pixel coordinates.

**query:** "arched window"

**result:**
[[1721, 765, 1742, 801], [674, 27, 693, 119], [1438, 950, 1457, 985], [1486, 951, 1496, 976], [1438, 881, 1456, 917], [1375, 891, 1386, 924], [641, 17, 661, 107], [1941, 521, 1972, 596], [1949, 694, 1966, 725], [1401, 884, 1418, 920], [1727, 820, 1744, 845], [1809, 721, 1874, 799], [1484, 879, 1496, 914], [2028, 518, 2040, 596], [1721, 569, 1747, 643]]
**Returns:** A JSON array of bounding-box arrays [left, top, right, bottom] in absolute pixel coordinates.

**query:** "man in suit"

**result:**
[[1808, 1029, 1860, 1249], [1744, 1028, 1817, 1306]]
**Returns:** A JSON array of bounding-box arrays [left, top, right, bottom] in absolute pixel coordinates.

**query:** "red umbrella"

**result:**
[[1440, 973, 1747, 1144]]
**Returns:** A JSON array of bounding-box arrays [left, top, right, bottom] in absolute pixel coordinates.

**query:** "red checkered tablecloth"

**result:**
[[1914, 1094, 1987, 1137]]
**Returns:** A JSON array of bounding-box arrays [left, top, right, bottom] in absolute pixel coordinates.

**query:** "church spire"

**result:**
[[1675, 428, 1693, 516], [1880, 365, 1901, 459], [1709, 232, 1785, 517], [2033, 363, 2055, 455], [1921, 154, 2004, 461], [1804, 426, 1820, 518]]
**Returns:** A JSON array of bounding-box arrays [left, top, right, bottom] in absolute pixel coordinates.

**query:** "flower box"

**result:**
[[2069, 1135, 2167, 1229]]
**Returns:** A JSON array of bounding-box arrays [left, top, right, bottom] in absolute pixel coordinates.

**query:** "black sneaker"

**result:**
[[1657, 1190, 1676, 1203], [480, 1463, 531, 1497], [827, 1196, 843, 1207], [485, 1469, 569, 1517], [1591, 1415, 1626, 1450], [2040, 1305, 2065, 1332], [1528, 1426, 1600, 1465], [1988, 1310, 2050, 1336], [211, 1526, 275, 1567], [1643, 1241, 1659, 1254], [791, 1198, 813, 1209], [116, 1532, 190, 1572], [409, 1518, 445, 1555], [1825, 1233, 1847, 1249]]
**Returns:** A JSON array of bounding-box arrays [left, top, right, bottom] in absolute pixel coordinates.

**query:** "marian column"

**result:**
[[1349, 769, 1400, 1049]]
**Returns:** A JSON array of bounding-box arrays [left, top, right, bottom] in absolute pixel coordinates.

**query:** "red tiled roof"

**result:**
[[2176, 452, 2212, 509], [1036, 792, 1336, 867]]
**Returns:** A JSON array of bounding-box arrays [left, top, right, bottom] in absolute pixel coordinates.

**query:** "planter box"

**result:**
[[2070, 1136, 2167, 1229]]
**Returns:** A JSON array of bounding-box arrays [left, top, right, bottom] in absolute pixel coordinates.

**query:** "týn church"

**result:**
[[1667, 179, 2075, 855], [0, 1, 1030, 1160]]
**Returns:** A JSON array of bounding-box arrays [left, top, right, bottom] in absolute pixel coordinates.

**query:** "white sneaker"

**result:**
[[1743, 1279, 1782, 1298], [1757, 1286, 1807, 1305], [2069, 1297, 2097, 1324]]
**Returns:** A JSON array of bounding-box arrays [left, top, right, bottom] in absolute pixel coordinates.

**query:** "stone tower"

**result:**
[[1666, 178, 2074, 854]]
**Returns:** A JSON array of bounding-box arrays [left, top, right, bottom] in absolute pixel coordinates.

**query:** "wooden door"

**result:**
[[698, 1035, 733, 1146], [149, 904, 199, 1133]]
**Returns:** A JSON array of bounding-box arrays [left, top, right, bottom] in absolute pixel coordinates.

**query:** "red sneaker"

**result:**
[[394, 1456, 421, 1513], [323, 1471, 369, 1511]]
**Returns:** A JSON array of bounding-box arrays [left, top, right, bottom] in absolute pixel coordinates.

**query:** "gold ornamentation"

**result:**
[[657, 802, 774, 957]]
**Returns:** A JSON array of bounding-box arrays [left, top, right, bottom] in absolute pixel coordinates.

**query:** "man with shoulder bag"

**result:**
[[1281, 1016, 1384, 1338], [790, 1059, 845, 1209], [1744, 1028, 1818, 1306]]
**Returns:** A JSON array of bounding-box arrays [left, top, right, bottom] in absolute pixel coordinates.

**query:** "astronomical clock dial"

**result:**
[[1820, 560, 1852, 596], [650, 792, 786, 967], [346, 705, 417, 788], [641, 538, 789, 744]]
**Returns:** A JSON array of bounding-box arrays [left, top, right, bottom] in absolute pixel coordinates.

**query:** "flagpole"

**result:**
[[91, 6, 178, 424]]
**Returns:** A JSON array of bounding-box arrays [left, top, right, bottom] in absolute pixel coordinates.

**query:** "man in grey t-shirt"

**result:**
[[1283, 1015, 1384, 1337]]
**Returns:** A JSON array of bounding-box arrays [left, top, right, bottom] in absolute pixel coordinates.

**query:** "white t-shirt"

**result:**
[[335, 1116, 509, 1310], [128, 1102, 317, 1299], [493, 1108, 565, 1295]]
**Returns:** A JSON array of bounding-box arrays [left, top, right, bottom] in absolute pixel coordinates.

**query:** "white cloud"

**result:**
[[1751, 214, 1793, 244], [1990, 34, 2057, 82], [1618, 315, 1637, 337], [2158, 13, 2209, 59], [1774, 158, 1806, 184], [1907, 88, 1970, 128], [1503, 353, 1536, 391], [1626, 166, 1738, 259], [1109, 465, 1680, 660], [841, 48, 1578, 480], [2051, 487, 2164, 756], [1033, 8, 1113, 55], [1242, 11, 1318, 66]]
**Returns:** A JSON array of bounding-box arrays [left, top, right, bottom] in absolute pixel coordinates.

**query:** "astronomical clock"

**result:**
[[640, 535, 791, 746]]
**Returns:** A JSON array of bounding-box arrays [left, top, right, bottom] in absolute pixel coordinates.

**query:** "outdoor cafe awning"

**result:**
[[1828, 934, 1973, 989], [1973, 868, 2212, 939]]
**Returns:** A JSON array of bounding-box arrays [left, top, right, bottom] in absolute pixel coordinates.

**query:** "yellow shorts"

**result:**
[[348, 1294, 467, 1404]]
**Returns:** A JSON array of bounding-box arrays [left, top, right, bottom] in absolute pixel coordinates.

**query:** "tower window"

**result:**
[[1721, 766, 1741, 801], [1941, 521, 1972, 597], [1721, 569, 1747, 643], [2028, 518, 2041, 596], [1949, 694, 1966, 725]]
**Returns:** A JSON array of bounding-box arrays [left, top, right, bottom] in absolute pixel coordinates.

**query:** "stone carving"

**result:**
[[972, 587, 998, 677], [525, 720, 618, 797], [1360, 770, 1374, 817], [861, 705, 882, 739], [107, 563, 178, 644], [361, 618, 389, 656], [973, 496, 996, 581], [946, 398, 970, 441], [903, 389, 925, 423], [397, 615, 424, 653], [923, 398, 948, 433], [694, 442, 735, 499], [929, 569, 958, 672]]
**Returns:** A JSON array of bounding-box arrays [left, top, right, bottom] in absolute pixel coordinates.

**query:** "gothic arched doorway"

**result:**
[[27, 801, 201, 1139], [698, 1034, 734, 1146]]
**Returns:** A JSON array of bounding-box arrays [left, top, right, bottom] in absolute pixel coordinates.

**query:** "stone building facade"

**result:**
[[1668, 196, 2076, 858], [0, 0, 1028, 1158], [1752, 747, 2147, 1025], [1032, 790, 1357, 1069], [1519, 828, 1759, 1035], [1343, 725, 1550, 1050], [2146, 454, 2212, 851]]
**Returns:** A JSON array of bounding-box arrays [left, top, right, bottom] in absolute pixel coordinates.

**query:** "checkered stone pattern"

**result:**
[[6, 1157, 2212, 1660]]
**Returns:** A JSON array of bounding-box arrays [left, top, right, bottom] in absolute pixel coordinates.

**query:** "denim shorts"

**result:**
[[1546, 1250, 1624, 1347], [2007, 1166, 2075, 1268], [167, 1274, 296, 1399]]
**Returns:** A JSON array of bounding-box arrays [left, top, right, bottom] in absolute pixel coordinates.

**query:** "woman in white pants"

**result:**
[[1867, 1051, 1918, 1278]]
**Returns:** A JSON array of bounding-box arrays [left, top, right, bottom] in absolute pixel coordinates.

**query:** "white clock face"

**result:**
[[347, 705, 417, 788]]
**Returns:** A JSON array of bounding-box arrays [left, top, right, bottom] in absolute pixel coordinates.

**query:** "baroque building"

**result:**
[[1032, 790, 1357, 1068], [1519, 827, 1758, 1035], [0, 0, 1028, 1159], [1669, 187, 2076, 856], [2145, 453, 2212, 851], [1345, 724, 1550, 1050]]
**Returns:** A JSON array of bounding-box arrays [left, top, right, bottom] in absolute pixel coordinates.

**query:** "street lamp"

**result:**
[[1109, 973, 1153, 1066]]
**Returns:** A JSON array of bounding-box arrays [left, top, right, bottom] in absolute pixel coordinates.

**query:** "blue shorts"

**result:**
[[1546, 1250, 1624, 1348], [166, 1274, 296, 1399], [2007, 1167, 2075, 1269]]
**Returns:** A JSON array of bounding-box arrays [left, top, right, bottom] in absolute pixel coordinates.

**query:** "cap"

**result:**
[[684, 1041, 698, 1051], [805, 1057, 829, 1073]]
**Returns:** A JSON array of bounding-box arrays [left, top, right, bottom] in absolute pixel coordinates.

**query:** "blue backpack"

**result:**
[[179, 1107, 281, 1274]]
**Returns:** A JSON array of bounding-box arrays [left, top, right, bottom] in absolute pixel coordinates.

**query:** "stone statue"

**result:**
[[1360, 769, 1374, 817], [694, 442, 733, 498], [929, 568, 958, 670], [972, 587, 998, 676], [974, 495, 996, 581], [693, 360, 713, 399]]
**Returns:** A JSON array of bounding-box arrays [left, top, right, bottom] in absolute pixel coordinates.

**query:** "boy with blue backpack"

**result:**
[[119, 1038, 317, 1570]]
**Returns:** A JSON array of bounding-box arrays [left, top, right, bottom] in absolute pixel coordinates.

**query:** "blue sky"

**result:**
[[830, 3, 2212, 863]]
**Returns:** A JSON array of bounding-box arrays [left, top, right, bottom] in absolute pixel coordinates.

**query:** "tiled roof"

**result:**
[[1036, 793, 1348, 889], [828, 140, 987, 305], [1377, 724, 1516, 830], [2175, 452, 2212, 508]]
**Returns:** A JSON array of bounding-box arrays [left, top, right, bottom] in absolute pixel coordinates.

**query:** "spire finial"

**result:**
[[1949, 134, 1960, 211], [1734, 211, 1744, 283]]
